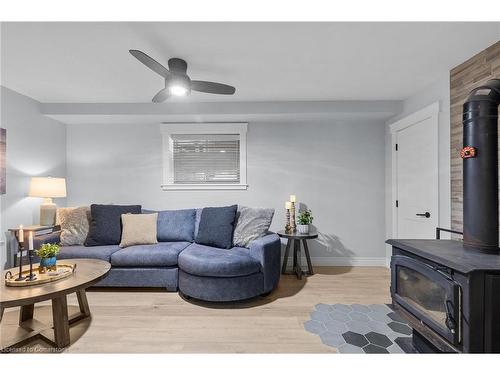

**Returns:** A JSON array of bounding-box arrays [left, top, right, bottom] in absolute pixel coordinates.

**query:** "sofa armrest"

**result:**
[[248, 233, 281, 293], [33, 231, 61, 249]]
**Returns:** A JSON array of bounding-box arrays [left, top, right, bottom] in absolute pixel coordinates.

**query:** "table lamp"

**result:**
[[29, 176, 67, 226]]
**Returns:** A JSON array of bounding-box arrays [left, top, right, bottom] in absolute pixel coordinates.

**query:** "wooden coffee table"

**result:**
[[0, 258, 110, 351]]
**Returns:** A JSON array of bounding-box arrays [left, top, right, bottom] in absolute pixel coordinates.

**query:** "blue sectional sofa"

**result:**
[[36, 209, 281, 302]]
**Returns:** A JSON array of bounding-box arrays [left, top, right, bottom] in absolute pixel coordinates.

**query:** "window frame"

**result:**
[[160, 123, 248, 190]]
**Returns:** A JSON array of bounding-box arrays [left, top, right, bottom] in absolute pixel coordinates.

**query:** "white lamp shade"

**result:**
[[29, 177, 67, 198]]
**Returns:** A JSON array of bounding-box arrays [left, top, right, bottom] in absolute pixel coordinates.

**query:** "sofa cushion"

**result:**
[[195, 205, 237, 249], [178, 243, 261, 277], [143, 208, 196, 242], [85, 204, 142, 246], [111, 242, 191, 267], [58, 244, 120, 262], [119, 213, 158, 248]]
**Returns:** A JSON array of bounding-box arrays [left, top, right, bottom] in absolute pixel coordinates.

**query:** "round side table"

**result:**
[[277, 230, 318, 280]]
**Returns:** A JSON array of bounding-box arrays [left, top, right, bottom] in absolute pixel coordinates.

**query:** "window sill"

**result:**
[[161, 184, 248, 191]]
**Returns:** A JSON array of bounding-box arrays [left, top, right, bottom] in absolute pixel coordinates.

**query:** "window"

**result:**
[[161, 123, 247, 190]]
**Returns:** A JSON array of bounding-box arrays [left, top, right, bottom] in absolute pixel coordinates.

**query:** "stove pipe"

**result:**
[[462, 79, 500, 253]]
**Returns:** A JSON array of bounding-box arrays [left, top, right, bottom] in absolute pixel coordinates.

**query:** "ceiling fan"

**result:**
[[129, 49, 236, 102]]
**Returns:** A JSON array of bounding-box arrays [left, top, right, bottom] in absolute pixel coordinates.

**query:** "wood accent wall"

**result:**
[[450, 41, 500, 234]]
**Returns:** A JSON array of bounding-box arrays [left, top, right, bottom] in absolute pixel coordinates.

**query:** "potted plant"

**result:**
[[297, 209, 313, 234], [36, 243, 60, 272]]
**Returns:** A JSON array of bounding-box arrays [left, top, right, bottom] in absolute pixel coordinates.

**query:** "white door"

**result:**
[[393, 106, 439, 239]]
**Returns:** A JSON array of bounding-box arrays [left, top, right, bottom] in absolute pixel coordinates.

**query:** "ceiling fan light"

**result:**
[[169, 85, 188, 96]]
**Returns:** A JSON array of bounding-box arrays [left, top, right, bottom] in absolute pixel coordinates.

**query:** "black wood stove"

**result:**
[[387, 79, 500, 353]]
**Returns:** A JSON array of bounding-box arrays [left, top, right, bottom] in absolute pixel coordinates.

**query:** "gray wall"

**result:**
[[0, 86, 67, 269], [66, 119, 387, 265]]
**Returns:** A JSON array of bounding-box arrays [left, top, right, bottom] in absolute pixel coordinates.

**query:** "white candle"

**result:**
[[290, 195, 296, 203], [18, 225, 24, 243], [285, 201, 292, 210], [28, 231, 34, 250]]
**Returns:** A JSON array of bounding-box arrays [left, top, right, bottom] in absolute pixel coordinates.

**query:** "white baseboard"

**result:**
[[282, 256, 388, 267]]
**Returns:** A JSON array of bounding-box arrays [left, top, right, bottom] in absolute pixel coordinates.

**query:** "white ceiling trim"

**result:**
[[41, 100, 402, 115], [41, 100, 402, 124]]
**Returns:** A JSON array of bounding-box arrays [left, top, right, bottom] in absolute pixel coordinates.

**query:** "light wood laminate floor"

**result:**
[[1, 266, 390, 353]]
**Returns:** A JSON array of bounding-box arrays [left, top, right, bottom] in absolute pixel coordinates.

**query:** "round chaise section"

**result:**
[[178, 243, 265, 301], [178, 270, 264, 302]]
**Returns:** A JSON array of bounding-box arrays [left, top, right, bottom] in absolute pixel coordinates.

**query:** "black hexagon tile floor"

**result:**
[[303, 303, 415, 353]]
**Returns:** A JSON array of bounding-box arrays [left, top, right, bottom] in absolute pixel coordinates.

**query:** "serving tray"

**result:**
[[4, 263, 77, 287]]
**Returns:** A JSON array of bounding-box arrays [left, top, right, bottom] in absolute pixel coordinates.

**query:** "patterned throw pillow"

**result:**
[[233, 206, 275, 248], [56, 206, 91, 246]]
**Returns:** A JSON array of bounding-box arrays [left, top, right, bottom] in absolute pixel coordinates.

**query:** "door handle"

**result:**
[[416, 212, 431, 218], [445, 300, 456, 334]]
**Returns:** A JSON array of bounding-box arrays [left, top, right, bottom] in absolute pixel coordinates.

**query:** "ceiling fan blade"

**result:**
[[129, 49, 170, 78], [191, 80, 236, 95], [152, 88, 170, 103]]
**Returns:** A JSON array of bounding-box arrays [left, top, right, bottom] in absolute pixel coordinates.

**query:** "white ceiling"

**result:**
[[1, 22, 499, 103]]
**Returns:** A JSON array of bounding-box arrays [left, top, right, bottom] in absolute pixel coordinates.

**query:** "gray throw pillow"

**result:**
[[233, 206, 275, 248]]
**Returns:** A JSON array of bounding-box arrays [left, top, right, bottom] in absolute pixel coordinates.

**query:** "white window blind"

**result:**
[[171, 134, 240, 184], [161, 123, 247, 190]]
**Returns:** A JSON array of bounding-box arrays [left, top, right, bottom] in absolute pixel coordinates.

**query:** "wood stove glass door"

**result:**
[[391, 255, 461, 345]]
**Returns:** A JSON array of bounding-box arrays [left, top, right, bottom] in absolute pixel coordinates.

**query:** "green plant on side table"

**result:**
[[36, 243, 60, 273], [297, 209, 313, 234]]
